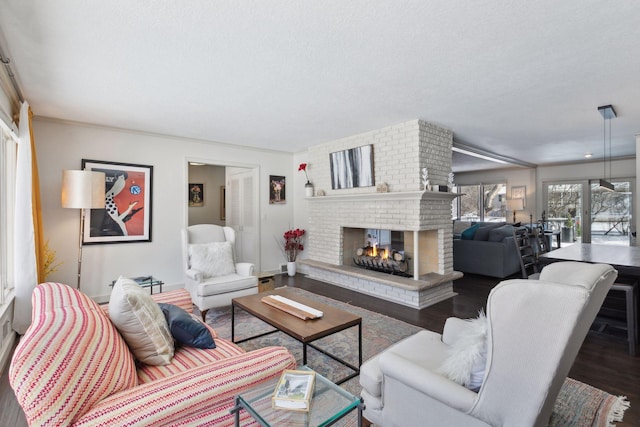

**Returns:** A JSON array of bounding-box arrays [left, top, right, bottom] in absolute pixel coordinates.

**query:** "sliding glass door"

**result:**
[[590, 181, 632, 245], [543, 179, 633, 246], [544, 182, 585, 244]]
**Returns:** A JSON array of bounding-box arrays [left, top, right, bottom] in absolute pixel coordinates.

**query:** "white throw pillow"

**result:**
[[438, 311, 488, 391], [109, 276, 174, 365], [189, 241, 236, 278]]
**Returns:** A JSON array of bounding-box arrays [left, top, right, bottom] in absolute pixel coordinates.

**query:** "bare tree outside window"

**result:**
[[591, 182, 631, 238], [547, 184, 581, 219], [458, 185, 480, 222], [454, 183, 506, 222], [484, 184, 506, 221]]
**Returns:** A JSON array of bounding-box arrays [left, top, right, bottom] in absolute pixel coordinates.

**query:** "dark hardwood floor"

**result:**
[[1, 273, 637, 426]]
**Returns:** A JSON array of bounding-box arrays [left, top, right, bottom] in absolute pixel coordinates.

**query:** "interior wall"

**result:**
[[34, 118, 294, 302], [188, 164, 225, 226]]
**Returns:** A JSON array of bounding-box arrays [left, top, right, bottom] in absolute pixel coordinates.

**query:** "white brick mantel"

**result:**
[[304, 119, 458, 309]]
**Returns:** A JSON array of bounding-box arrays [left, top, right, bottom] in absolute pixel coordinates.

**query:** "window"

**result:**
[[453, 183, 507, 222], [0, 122, 17, 304]]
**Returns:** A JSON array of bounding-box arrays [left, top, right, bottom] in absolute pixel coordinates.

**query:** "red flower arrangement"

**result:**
[[298, 163, 310, 185], [282, 228, 306, 262]]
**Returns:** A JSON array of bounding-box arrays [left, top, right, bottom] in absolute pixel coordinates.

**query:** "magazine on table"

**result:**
[[272, 369, 316, 412]]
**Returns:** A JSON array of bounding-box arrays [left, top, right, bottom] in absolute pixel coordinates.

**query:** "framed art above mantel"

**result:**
[[329, 144, 375, 189]]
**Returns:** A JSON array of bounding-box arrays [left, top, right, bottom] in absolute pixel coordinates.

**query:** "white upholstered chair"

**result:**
[[182, 224, 258, 321], [360, 261, 617, 427]]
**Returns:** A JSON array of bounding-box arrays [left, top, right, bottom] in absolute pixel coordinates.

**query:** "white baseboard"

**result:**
[[0, 331, 16, 376]]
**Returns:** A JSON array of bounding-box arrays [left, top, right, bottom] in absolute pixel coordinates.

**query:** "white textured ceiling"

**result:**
[[1, 1, 639, 172]]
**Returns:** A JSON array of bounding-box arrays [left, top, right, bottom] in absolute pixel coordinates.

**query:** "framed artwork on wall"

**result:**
[[329, 144, 375, 189], [82, 159, 153, 244], [189, 183, 204, 207], [511, 185, 526, 207], [269, 175, 286, 204]]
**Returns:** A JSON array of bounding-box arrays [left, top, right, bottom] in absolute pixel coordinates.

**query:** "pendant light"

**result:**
[[597, 105, 616, 192]]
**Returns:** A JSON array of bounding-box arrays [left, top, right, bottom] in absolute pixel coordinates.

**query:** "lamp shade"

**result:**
[[507, 198, 524, 211], [61, 170, 106, 209]]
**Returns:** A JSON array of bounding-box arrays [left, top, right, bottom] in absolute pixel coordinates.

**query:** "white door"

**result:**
[[226, 168, 259, 268]]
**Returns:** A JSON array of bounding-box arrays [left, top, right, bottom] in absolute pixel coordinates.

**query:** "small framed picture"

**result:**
[[269, 175, 286, 204], [189, 183, 204, 207], [511, 185, 526, 207]]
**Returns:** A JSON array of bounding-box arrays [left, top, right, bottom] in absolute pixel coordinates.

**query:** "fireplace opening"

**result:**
[[342, 227, 440, 279], [344, 228, 411, 277]]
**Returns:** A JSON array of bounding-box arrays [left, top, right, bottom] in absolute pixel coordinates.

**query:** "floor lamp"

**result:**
[[61, 170, 106, 289]]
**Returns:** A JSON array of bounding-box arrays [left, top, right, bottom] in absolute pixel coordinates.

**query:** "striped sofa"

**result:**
[[9, 282, 296, 426]]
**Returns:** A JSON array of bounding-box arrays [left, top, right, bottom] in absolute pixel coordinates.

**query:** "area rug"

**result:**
[[205, 287, 629, 426]]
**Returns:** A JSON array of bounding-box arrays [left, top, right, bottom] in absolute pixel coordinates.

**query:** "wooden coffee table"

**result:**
[[232, 288, 362, 384]]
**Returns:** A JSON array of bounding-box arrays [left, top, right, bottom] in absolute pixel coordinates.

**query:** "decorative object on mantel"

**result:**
[[316, 189, 326, 196], [280, 228, 306, 276], [448, 172, 455, 190], [299, 163, 314, 197], [376, 183, 388, 193], [421, 167, 430, 191]]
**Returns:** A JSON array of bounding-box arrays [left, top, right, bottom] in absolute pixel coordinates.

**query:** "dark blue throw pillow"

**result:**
[[158, 303, 216, 349], [460, 224, 480, 240]]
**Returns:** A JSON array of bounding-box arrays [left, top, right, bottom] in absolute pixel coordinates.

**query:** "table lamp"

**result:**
[[61, 170, 106, 289], [507, 198, 524, 224]]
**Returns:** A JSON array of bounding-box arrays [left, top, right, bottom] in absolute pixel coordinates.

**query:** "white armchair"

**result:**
[[360, 261, 617, 427], [182, 224, 258, 321]]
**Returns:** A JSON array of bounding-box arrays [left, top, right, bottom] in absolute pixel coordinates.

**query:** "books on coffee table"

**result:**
[[272, 369, 316, 411]]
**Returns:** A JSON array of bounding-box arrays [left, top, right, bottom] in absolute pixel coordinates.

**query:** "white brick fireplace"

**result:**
[[300, 119, 461, 309]]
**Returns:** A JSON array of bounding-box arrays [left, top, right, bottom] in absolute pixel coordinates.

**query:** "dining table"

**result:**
[[539, 243, 640, 277], [539, 243, 638, 356]]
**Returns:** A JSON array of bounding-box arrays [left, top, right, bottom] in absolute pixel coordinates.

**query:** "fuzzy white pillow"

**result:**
[[438, 311, 488, 391], [189, 241, 236, 278]]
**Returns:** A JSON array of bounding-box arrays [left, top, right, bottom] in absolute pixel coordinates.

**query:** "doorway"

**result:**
[[187, 162, 260, 269]]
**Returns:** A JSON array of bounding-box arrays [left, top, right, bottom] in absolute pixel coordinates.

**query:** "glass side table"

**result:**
[[231, 366, 363, 427], [109, 276, 164, 294]]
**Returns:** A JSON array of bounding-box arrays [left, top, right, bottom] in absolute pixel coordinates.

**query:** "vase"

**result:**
[[287, 261, 297, 277], [305, 182, 314, 197]]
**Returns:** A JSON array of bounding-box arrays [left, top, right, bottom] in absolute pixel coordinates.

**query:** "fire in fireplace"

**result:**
[[353, 244, 410, 276], [347, 228, 411, 277]]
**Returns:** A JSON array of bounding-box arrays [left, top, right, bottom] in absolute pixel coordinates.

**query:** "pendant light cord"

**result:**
[[608, 116, 612, 182], [603, 114, 607, 180]]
